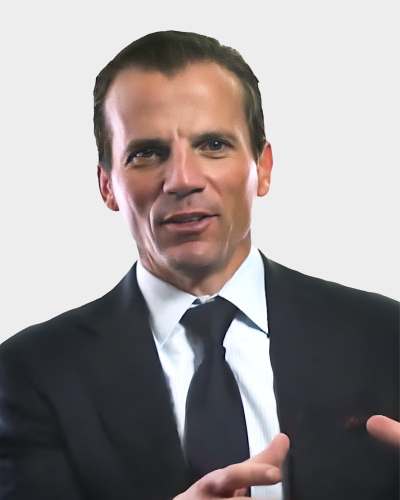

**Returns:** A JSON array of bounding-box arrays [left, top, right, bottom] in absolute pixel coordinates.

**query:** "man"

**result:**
[[0, 31, 398, 500]]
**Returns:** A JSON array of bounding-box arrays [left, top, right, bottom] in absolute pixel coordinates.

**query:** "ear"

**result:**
[[97, 164, 119, 211], [256, 142, 273, 197]]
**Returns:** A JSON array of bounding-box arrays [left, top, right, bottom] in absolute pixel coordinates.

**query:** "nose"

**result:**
[[163, 142, 205, 199]]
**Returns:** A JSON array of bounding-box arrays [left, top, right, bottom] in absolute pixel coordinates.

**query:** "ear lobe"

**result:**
[[97, 164, 119, 211], [257, 143, 273, 197]]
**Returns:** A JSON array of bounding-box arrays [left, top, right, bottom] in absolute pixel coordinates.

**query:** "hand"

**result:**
[[367, 415, 400, 447], [173, 433, 289, 499]]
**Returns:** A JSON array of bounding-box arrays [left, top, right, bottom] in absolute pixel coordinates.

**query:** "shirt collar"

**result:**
[[136, 246, 268, 346], [218, 247, 268, 335], [136, 263, 196, 346]]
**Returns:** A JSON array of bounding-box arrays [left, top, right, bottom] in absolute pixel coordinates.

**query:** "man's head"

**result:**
[[95, 31, 273, 293], [94, 31, 267, 172]]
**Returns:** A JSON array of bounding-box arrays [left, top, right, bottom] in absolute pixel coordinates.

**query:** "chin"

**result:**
[[163, 242, 224, 276]]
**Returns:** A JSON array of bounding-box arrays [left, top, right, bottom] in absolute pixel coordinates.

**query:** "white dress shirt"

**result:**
[[136, 247, 282, 499]]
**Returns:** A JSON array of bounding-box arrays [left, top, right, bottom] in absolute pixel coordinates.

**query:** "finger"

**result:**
[[233, 487, 247, 497], [247, 433, 290, 467], [366, 415, 400, 446], [203, 462, 281, 494]]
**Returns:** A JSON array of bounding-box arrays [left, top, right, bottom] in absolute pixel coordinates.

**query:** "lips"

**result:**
[[161, 212, 215, 224], [160, 211, 217, 234]]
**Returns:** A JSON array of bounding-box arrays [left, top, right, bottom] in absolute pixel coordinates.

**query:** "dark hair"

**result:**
[[93, 30, 266, 172]]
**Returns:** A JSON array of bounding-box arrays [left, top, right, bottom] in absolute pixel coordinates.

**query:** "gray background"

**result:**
[[1, 0, 399, 342]]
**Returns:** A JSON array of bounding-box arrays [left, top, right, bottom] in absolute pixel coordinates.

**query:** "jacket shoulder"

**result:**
[[0, 265, 138, 361], [265, 258, 399, 322]]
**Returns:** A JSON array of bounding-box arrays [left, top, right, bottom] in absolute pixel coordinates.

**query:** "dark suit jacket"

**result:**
[[0, 255, 398, 500]]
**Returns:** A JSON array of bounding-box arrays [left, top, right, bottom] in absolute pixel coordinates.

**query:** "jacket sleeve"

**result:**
[[0, 348, 84, 500]]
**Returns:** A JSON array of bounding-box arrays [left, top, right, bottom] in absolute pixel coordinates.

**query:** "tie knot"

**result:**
[[180, 296, 237, 350]]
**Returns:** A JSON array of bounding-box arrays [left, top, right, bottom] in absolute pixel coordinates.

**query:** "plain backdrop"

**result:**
[[1, 1, 399, 342]]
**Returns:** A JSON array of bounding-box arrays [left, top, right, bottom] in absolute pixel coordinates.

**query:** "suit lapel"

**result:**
[[262, 254, 302, 433], [262, 254, 345, 499], [262, 254, 398, 500], [83, 264, 187, 498]]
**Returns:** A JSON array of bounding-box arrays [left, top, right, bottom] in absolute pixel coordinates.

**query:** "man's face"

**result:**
[[99, 62, 272, 289]]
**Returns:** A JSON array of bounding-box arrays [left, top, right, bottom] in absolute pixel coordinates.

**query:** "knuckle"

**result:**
[[203, 467, 231, 491]]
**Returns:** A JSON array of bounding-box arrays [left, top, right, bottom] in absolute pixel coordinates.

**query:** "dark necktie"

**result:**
[[180, 296, 250, 484]]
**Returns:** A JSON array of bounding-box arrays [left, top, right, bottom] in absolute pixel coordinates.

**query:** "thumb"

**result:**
[[367, 415, 400, 447]]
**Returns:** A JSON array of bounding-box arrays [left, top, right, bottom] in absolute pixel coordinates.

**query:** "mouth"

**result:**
[[160, 211, 218, 233], [162, 211, 216, 224]]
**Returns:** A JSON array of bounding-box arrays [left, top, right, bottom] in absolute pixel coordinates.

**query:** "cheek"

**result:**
[[112, 177, 155, 228], [227, 167, 258, 213]]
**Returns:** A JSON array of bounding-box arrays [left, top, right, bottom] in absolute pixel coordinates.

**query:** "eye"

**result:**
[[206, 139, 225, 150], [200, 137, 231, 155], [126, 147, 166, 166]]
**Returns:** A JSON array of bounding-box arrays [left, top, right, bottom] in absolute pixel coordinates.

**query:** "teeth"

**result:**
[[186, 216, 202, 221], [177, 216, 203, 223], [167, 215, 207, 223]]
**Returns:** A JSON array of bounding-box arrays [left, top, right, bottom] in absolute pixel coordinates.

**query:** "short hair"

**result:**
[[93, 30, 267, 172]]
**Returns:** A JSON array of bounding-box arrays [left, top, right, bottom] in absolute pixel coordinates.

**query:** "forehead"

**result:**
[[104, 62, 248, 141]]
